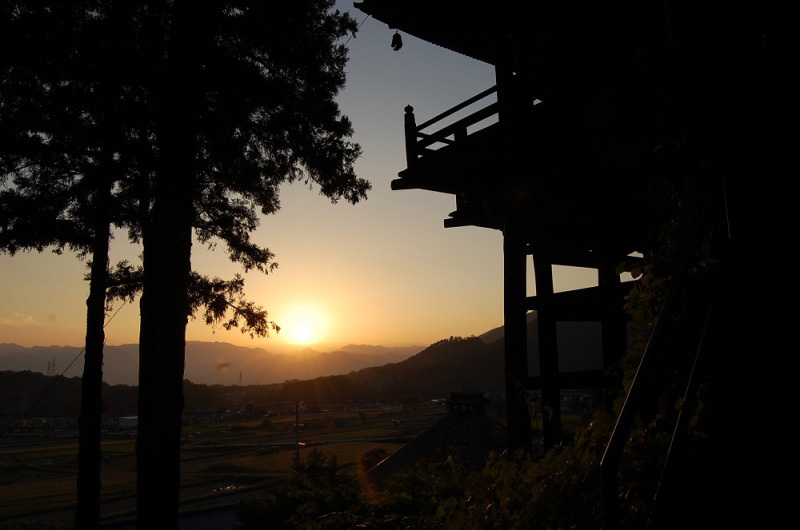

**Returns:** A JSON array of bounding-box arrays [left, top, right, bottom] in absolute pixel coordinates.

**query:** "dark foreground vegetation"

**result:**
[[0, 370, 268, 421]]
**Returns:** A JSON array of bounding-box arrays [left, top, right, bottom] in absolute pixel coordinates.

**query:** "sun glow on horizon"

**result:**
[[283, 304, 328, 345], [290, 321, 314, 344]]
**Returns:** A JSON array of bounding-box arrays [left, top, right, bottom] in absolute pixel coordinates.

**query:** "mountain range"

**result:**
[[278, 313, 605, 401], [0, 341, 423, 386], [0, 312, 605, 392], [0, 313, 610, 417]]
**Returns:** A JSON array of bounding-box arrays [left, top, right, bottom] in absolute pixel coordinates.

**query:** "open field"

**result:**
[[0, 402, 446, 529]]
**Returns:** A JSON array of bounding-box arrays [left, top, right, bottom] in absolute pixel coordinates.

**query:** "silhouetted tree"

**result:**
[[3, 2, 366, 527], [127, 1, 367, 527], [0, 2, 287, 527], [1, 3, 133, 527]]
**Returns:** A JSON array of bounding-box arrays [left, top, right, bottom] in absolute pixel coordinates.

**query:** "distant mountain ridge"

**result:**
[[278, 314, 605, 401], [0, 341, 424, 386], [0, 313, 603, 396], [0, 313, 609, 414]]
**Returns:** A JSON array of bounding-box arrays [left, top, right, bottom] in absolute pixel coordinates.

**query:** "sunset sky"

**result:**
[[0, 1, 598, 352]]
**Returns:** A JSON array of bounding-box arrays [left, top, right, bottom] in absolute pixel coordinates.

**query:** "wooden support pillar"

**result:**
[[599, 264, 626, 368], [533, 255, 562, 450], [504, 225, 531, 453], [496, 64, 513, 122], [598, 264, 622, 414], [495, 63, 524, 135]]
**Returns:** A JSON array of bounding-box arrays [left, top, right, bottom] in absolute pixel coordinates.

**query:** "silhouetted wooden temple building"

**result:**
[[354, 0, 659, 453], [356, 1, 797, 527]]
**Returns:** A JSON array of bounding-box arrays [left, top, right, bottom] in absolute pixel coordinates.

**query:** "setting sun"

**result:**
[[283, 304, 328, 345], [290, 321, 314, 344]]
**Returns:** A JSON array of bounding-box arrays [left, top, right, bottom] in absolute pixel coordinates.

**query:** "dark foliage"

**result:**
[[236, 448, 357, 530], [359, 448, 389, 473], [0, 371, 240, 420]]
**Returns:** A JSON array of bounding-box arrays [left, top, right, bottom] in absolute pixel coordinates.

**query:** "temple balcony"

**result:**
[[394, 84, 503, 194], [392, 83, 646, 261]]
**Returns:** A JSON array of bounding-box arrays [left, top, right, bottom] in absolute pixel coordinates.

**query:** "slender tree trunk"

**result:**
[[136, 209, 191, 529], [135, 131, 194, 527], [136, 2, 199, 527], [136, 154, 194, 528], [75, 13, 126, 515], [75, 182, 112, 529]]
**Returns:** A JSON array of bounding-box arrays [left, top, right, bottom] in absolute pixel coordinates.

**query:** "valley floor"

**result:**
[[0, 402, 446, 529]]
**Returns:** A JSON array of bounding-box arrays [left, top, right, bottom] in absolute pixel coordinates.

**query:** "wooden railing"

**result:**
[[404, 85, 499, 168]]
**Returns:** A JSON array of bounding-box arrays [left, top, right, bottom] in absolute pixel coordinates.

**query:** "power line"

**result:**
[[1, 299, 130, 437], [343, 14, 370, 46], [103, 299, 128, 328]]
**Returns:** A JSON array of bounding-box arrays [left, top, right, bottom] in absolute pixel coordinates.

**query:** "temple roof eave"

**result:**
[[353, 0, 504, 65]]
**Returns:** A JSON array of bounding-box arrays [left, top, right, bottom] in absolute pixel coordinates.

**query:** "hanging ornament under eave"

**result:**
[[391, 30, 403, 51]]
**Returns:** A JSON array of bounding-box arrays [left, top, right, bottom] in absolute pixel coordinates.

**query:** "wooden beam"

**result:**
[[415, 85, 497, 131], [416, 104, 499, 151], [525, 281, 636, 320], [504, 224, 532, 453], [599, 264, 628, 388], [526, 244, 641, 269]]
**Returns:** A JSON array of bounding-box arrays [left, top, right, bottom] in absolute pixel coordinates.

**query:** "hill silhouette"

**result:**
[[279, 313, 604, 402], [0, 342, 422, 386], [1, 312, 605, 408]]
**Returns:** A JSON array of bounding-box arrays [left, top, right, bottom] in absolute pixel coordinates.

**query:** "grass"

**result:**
[[0, 476, 76, 518], [0, 465, 137, 520], [210, 441, 405, 477], [0, 439, 134, 460]]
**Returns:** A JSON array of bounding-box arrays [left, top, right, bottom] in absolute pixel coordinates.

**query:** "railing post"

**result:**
[[404, 105, 417, 167]]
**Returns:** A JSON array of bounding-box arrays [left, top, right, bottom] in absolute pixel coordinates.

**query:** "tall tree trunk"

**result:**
[[136, 2, 199, 527], [75, 182, 111, 530], [136, 205, 191, 529]]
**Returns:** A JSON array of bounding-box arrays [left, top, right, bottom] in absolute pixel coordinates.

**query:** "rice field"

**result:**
[[0, 403, 446, 528]]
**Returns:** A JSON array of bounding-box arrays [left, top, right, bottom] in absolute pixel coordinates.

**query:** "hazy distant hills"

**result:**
[[0, 312, 609, 415], [0, 312, 604, 396], [278, 313, 605, 401], [0, 341, 423, 386]]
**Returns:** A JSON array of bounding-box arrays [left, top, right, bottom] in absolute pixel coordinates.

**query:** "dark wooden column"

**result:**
[[498, 51, 532, 453], [504, 225, 531, 452], [599, 262, 626, 414], [599, 263, 626, 368], [533, 254, 562, 450], [495, 63, 524, 135]]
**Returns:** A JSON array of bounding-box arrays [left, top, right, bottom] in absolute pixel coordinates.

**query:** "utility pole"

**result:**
[[294, 400, 303, 464]]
